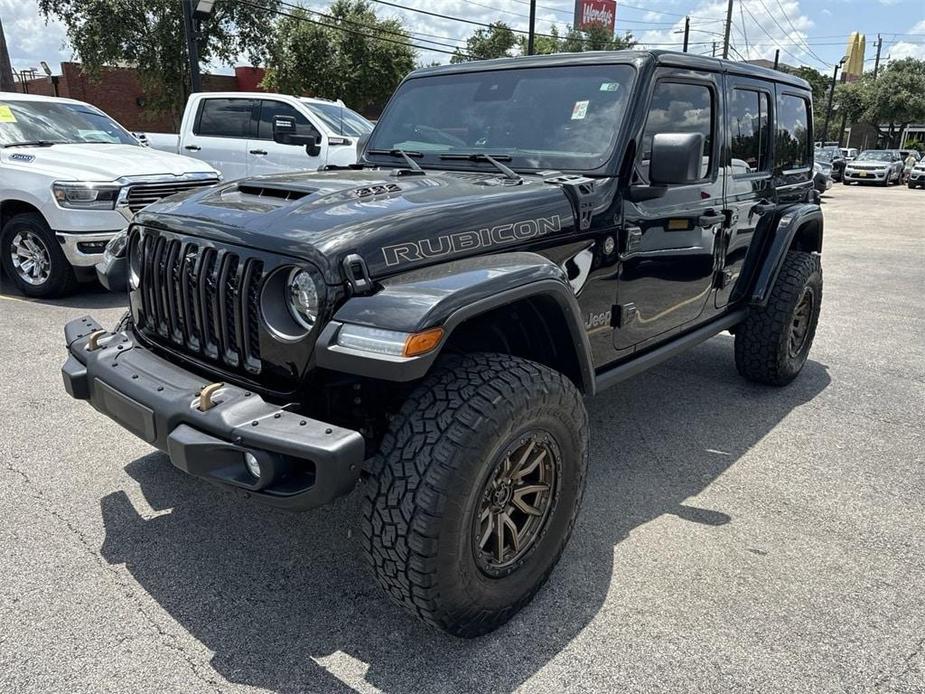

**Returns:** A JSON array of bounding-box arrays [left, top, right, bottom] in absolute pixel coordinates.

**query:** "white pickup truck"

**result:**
[[142, 92, 373, 180], [0, 92, 220, 297]]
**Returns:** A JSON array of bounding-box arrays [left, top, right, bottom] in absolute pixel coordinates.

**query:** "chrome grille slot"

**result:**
[[134, 229, 266, 375], [125, 179, 218, 214]]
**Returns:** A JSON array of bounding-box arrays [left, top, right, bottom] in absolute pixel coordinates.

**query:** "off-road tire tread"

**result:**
[[734, 250, 821, 386], [361, 352, 587, 637]]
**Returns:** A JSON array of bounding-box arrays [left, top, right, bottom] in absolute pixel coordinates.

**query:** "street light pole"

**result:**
[[683, 16, 690, 53], [822, 59, 845, 143], [182, 0, 202, 93], [527, 0, 536, 55], [722, 0, 734, 59]]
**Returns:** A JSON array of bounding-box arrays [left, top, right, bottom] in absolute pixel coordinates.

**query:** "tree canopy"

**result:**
[[262, 0, 415, 115], [451, 21, 636, 63], [38, 0, 279, 120]]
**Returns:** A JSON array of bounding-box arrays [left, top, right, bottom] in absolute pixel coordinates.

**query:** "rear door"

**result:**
[[246, 99, 327, 176], [615, 69, 724, 350], [716, 75, 774, 307], [772, 88, 813, 205], [180, 97, 257, 181]]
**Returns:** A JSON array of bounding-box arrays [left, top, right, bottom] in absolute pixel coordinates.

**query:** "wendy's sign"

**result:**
[[574, 0, 617, 32]]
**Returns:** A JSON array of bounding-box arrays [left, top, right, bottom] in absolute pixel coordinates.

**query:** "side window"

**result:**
[[257, 100, 316, 140], [776, 94, 810, 170], [729, 89, 770, 174], [195, 98, 257, 138], [640, 81, 714, 180]]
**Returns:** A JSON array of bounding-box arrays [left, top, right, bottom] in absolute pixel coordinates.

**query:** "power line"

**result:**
[[738, 0, 828, 70], [756, 0, 831, 67]]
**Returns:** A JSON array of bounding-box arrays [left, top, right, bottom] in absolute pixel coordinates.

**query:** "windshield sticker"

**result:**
[[599, 82, 621, 92], [571, 100, 589, 120], [0, 105, 16, 123]]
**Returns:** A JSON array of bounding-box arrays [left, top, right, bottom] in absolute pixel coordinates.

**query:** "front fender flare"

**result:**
[[315, 252, 595, 392], [747, 203, 823, 306]]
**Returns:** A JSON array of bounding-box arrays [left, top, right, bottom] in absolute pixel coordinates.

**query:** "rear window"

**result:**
[[776, 94, 811, 170], [196, 98, 257, 138]]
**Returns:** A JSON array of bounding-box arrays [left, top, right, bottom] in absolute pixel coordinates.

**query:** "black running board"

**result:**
[[594, 310, 747, 392]]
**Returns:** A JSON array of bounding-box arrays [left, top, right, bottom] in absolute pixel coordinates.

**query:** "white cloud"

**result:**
[[0, 0, 71, 73], [887, 20, 925, 61]]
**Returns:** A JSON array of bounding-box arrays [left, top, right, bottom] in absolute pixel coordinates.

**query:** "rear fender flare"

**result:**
[[315, 252, 595, 392], [747, 203, 823, 306]]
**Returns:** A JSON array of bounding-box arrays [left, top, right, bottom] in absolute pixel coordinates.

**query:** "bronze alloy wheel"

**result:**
[[789, 285, 816, 358], [473, 431, 560, 577]]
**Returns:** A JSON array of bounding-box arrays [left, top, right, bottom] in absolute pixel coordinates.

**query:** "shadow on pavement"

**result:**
[[99, 335, 830, 693], [0, 275, 127, 311]]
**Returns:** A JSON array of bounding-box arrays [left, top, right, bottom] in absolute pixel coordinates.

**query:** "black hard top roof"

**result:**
[[409, 49, 811, 91]]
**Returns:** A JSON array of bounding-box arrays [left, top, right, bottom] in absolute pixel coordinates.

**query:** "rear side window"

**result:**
[[195, 98, 257, 138], [776, 94, 811, 170], [640, 81, 714, 180], [729, 89, 770, 174], [257, 100, 315, 140]]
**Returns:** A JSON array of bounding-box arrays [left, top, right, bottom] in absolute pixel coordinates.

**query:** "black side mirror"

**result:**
[[272, 115, 322, 156], [649, 132, 705, 185]]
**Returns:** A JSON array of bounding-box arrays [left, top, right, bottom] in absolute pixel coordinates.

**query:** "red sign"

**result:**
[[574, 0, 617, 32]]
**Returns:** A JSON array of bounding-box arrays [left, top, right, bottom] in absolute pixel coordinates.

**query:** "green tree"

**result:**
[[451, 22, 517, 63], [262, 1, 415, 115], [870, 58, 925, 146], [38, 0, 279, 122]]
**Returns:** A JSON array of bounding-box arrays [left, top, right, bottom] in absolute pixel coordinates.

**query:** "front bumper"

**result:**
[[844, 169, 887, 182], [62, 316, 366, 510], [56, 230, 124, 267]]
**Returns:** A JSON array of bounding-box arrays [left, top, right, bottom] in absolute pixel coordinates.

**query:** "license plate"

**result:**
[[857, 172, 868, 177]]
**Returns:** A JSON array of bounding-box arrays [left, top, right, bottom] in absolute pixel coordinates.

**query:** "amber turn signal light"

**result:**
[[403, 327, 444, 357]]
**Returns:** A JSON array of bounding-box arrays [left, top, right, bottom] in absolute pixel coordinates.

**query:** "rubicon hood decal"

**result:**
[[382, 215, 563, 267]]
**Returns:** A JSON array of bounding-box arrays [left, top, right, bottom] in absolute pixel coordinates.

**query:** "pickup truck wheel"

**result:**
[[734, 251, 822, 386], [1, 213, 77, 298], [362, 352, 588, 637]]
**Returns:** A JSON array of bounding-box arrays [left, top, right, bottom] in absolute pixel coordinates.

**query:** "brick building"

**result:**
[[10, 62, 266, 132]]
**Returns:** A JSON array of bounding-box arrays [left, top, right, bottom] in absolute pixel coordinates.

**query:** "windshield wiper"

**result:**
[[439, 152, 522, 182], [2, 140, 61, 148], [367, 148, 424, 173]]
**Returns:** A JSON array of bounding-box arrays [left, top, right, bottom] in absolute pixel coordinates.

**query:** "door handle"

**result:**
[[249, 149, 268, 156], [698, 211, 725, 226], [183, 144, 201, 151]]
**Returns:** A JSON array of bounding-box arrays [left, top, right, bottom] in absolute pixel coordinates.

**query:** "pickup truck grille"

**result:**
[[134, 229, 264, 374], [125, 179, 218, 214]]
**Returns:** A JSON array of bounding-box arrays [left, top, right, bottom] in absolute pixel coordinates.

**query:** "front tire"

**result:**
[[1, 212, 77, 298], [362, 353, 588, 637], [734, 251, 822, 386]]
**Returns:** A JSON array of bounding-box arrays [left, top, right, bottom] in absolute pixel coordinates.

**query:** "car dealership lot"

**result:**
[[1, 183, 922, 693]]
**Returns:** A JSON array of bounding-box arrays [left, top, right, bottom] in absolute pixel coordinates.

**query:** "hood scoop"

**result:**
[[236, 182, 316, 201]]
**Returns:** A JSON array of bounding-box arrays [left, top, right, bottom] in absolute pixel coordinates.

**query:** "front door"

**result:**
[[246, 99, 327, 176], [614, 70, 724, 350], [183, 97, 257, 181], [717, 75, 775, 307]]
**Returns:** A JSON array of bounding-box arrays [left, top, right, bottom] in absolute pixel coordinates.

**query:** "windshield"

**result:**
[[856, 150, 894, 161], [367, 64, 636, 171], [816, 149, 836, 162], [0, 99, 137, 146], [301, 101, 373, 137]]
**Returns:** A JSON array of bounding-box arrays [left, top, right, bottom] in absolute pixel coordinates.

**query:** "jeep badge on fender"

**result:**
[[62, 50, 823, 638]]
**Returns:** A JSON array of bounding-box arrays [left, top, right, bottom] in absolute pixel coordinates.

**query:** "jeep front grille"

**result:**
[[135, 230, 263, 374], [125, 179, 218, 214]]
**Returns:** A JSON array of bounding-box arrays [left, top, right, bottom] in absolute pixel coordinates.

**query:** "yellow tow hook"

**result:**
[[197, 382, 224, 412], [86, 330, 107, 351]]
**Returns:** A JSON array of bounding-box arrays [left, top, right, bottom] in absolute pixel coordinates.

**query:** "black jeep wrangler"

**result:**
[[62, 51, 822, 637]]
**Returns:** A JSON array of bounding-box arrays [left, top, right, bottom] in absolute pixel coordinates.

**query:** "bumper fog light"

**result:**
[[244, 452, 261, 478]]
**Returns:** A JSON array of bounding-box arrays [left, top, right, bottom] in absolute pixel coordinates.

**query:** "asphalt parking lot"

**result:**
[[1, 182, 923, 693]]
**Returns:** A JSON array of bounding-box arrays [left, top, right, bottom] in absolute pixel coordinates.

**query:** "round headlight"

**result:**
[[287, 268, 319, 330]]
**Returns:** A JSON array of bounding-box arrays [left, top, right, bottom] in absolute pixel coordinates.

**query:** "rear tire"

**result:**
[[734, 251, 822, 386], [362, 353, 588, 637], [1, 213, 77, 298]]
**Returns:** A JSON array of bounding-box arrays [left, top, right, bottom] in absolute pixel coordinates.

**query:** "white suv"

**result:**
[[0, 92, 220, 297]]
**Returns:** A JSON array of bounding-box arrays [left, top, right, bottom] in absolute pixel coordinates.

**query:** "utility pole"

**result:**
[[0, 16, 15, 92], [873, 34, 883, 78], [712, 41, 717, 57], [822, 59, 844, 143], [682, 16, 690, 53], [722, 0, 734, 59], [527, 0, 536, 55], [773, 49, 780, 70], [182, 0, 202, 93]]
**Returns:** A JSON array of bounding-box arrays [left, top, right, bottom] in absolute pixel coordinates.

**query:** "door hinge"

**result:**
[[612, 302, 637, 328]]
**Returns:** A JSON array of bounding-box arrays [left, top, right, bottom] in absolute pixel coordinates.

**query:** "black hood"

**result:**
[[135, 168, 581, 285]]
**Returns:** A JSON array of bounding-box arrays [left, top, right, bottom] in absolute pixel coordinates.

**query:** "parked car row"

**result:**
[[843, 149, 920, 187], [0, 91, 374, 297]]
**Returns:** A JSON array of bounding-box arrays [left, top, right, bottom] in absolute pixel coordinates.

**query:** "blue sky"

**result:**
[[2, 0, 924, 77]]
